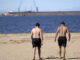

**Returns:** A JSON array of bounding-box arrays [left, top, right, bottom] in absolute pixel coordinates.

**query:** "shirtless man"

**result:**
[[55, 22, 71, 60], [31, 23, 43, 60]]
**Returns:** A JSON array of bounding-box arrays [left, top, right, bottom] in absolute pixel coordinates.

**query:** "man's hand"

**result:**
[[41, 42, 43, 46], [54, 38, 56, 42], [68, 38, 70, 42]]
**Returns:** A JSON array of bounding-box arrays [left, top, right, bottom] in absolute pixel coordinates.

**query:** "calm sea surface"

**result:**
[[0, 15, 80, 33]]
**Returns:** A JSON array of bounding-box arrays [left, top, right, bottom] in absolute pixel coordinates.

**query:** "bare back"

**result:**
[[31, 27, 41, 38], [58, 26, 68, 37], [55, 23, 70, 42]]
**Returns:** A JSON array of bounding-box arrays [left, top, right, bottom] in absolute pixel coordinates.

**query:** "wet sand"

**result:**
[[0, 33, 80, 60]]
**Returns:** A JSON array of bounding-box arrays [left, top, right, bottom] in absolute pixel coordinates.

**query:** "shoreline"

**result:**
[[0, 33, 80, 44]]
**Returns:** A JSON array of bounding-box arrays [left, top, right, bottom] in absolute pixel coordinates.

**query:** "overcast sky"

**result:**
[[0, 0, 80, 12]]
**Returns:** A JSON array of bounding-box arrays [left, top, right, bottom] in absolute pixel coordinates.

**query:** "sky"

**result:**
[[0, 0, 80, 12]]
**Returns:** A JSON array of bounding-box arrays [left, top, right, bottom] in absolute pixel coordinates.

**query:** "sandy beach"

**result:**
[[0, 33, 80, 60]]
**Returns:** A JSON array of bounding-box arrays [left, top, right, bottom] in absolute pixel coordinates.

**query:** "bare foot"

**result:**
[[63, 57, 66, 60], [58, 57, 61, 59], [39, 58, 42, 60], [33, 58, 35, 60]]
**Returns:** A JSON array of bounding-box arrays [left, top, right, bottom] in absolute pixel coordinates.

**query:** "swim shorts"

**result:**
[[58, 36, 67, 47], [32, 38, 41, 48]]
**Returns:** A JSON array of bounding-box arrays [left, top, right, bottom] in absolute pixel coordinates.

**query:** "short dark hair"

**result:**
[[61, 22, 65, 25], [36, 23, 40, 27]]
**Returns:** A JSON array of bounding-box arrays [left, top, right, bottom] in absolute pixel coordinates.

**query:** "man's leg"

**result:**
[[38, 47, 41, 59], [33, 47, 36, 60], [63, 47, 66, 60], [59, 46, 62, 59]]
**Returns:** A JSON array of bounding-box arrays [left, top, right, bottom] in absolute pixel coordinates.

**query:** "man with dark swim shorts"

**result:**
[[31, 23, 43, 60], [55, 22, 71, 60]]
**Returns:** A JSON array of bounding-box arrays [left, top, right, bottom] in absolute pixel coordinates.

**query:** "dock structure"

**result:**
[[7, 11, 80, 16]]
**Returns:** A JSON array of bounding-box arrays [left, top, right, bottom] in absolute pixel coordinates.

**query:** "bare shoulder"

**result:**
[[57, 26, 60, 32], [32, 28, 35, 32], [65, 26, 68, 29], [58, 26, 60, 29], [39, 28, 42, 31], [65, 26, 69, 32]]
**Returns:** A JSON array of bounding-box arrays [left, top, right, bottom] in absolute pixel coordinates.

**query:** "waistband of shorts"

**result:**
[[32, 38, 41, 39], [59, 36, 66, 38]]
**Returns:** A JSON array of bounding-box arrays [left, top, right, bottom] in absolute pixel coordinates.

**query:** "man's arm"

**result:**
[[67, 28, 71, 41], [31, 30, 33, 39], [55, 27, 60, 42], [40, 29, 43, 45]]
